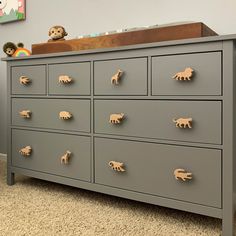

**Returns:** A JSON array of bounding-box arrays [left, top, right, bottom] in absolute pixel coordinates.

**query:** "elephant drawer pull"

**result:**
[[19, 110, 31, 119], [19, 76, 31, 85], [173, 118, 192, 129], [174, 169, 192, 182], [19, 146, 32, 157], [59, 111, 73, 120], [109, 161, 125, 172], [172, 67, 194, 81], [59, 75, 73, 84], [61, 151, 72, 165], [109, 113, 125, 124], [111, 69, 123, 85]]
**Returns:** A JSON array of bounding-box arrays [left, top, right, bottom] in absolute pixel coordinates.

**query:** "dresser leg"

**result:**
[[7, 171, 15, 186], [222, 212, 234, 236]]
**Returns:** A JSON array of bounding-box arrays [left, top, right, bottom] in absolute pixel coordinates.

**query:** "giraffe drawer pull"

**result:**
[[19, 110, 31, 119], [174, 169, 192, 181], [109, 113, 124, 124], [59, 111, 73, 120], [173, 118, 192, 129], [109, 161, 125, 172], [61, 151, 72, 164], [19, 146, 32, 157], [172, 67, 194, 81], [19, 76, 31, 85], [59, 75, 73, 84], [111, 69, 123, 85]]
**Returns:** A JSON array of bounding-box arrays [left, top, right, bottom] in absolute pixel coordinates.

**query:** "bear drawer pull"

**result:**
[[111, 69, 123, 85], [19, 110, 31, 119], [109, 113, 125, 124], [19, 76, 31, 85], [61, 151, 72, 165], [174, 169, 192, 182], [173, 117, 192, 129], [19, 146, 32, 157], [59, 75, 73, 84], [59, 111, 73, 120], [109, 161, 125, 172], [172, 67, 194, 81]]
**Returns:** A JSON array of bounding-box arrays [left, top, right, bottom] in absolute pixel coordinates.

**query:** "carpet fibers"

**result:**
[[0, 160, 231, 236]]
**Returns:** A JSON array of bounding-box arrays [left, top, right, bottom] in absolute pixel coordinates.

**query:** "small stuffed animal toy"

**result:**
[[3, 42, 18, 57], [3, 42, 31, 57], [48, 25, 68, 42]]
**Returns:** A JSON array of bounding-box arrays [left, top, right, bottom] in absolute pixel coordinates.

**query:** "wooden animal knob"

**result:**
[[173, 118, 192, 129], [19, 110, 31, 119], [109, 113, 125, 124], [172, 67, 194, 81], [174, 169, 192, 181], [111, 69, 123, 85], [109, 161, 125, 172], [19, 76, 31, 85], [19, 146, 32, 157], [61, 151, 72, 164], [59, 111, 73, 120], [59, 75, 73, 84]]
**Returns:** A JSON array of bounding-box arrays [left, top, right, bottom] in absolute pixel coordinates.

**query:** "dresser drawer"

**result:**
[[12, 98, 90, 132], [95, 138, 221, 208], [94, 58, 147, 95], [94, 100, 221, 144], [48, 62, 90, 95], [11, 65, 46, 95], [12, 129, 91, 181], [152, 52, 222, 96]]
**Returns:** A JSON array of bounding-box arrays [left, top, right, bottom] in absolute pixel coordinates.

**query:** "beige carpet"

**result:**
[[0, 160, 229, 236]]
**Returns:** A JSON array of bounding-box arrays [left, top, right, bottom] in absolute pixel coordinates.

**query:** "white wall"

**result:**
[[0, 0, 236, 153]]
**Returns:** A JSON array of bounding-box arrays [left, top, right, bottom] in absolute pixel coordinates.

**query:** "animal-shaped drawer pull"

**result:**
[[59, 111, 73, 120], [173, 117, 192, 129], [109, 161, 125, 172], [19, 146, 32, 157], [109, 113, 125, 124], [60, 151, 72, 165], [19, 110, 31, 119], [174, 168, 193, 182], [19, 76, 31, 85], [172, 67, 194, 81], [111, 69, 123, 85], [59, 75, 73, 84]]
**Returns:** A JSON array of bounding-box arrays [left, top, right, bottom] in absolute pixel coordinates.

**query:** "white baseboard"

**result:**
[[0, 153, 7, 161]]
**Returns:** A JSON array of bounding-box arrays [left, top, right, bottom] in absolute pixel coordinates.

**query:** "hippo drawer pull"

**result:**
[[19, 146, 32, 157], [19, 76, 31, 85], [174, 168, 192, 181], [59, 75, 73, 84], [19, 110, 31, 119], [172, 67, 194, 81], [109, 113, 125, 124], [61, 151, 72, 165], [109, 161, 125, 172], [173, 118, 192, 129], [111, 69, 123, 85], [59, 111, 73, 120]]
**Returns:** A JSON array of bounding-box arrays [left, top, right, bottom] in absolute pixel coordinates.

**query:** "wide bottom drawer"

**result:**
[[95, 138, 221, 208]]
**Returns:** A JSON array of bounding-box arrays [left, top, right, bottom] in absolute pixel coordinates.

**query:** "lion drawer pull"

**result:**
[[109, 113, 125, 124], [173, 118, 192, 129], [59, 111, 73, 120], [19, 76, 31, 85], [19, 110, 31, 119], [19, 146, 32, 157], [61, 151, 72, 165], [59, 75, 73, 84], [172, 67, 194, 81], [111, 69, 123, 85], [174, 169, 192, 181], [109, 161, 125, 172]]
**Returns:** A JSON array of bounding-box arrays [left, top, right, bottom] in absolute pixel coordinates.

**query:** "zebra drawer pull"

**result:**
[[59, 111, 73, 120], [61, 151, 72, 165], [19, 146, 32, 157], [109, 161, 125, 172], [59, 75, 73, 84], [172, 67, 194, 81], [109, 113, 124, 124], [19, 110, 31, 119], [19, 76, 31, 85], [173, 118, 192, 129], [111, 69, 123, 85], [174, 169, 192, 181]]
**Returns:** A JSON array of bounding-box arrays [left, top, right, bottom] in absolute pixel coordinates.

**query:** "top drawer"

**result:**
[[152, 52, 222, 96], [94, 58, 148, 95], [11, 65, 46, 95]]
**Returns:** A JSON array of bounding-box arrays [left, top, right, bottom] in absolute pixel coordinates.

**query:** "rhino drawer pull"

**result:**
[[173, 118, 192, 129], [59, 75, 73, 84], [109, 113, 125, 124], [61, 151, 72, 165], [19, 76, 31, 85], [19, 146, 32, 157], [174, 169, 192, 181], [109, 161, 125, 172], [111, 69, 123, 85], [19, 110, 31, 119], [172, 67, 194, 81], [59, 111, 73, 120]]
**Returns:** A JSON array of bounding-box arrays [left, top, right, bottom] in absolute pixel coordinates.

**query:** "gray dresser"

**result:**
[[3, 35, 236, 235]]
